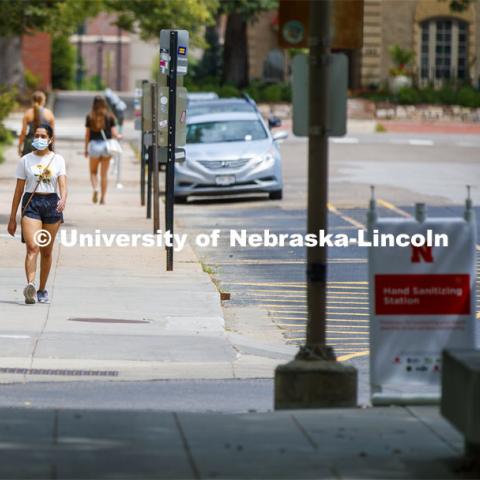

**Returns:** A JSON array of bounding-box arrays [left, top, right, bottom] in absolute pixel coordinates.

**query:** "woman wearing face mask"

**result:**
[[7, 124, 67, 304], [18, 91, 55, 156]]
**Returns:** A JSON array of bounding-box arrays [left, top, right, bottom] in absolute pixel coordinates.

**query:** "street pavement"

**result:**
[[0, 94, 479, 478], [175, 130, 480, 404], [0, 134, 293, 386], [0, 405, 475, 479]]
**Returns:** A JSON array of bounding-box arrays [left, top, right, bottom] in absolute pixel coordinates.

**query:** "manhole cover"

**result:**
[[68, 318, 151, 324]]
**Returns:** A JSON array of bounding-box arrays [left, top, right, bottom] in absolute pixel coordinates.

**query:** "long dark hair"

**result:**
[[90, 95, 109, 131], [34, 123, 55, 151]]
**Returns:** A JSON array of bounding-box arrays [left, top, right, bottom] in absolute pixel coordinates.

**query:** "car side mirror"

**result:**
[[268, 116, 282, 129], [272, 130, 288, 142]]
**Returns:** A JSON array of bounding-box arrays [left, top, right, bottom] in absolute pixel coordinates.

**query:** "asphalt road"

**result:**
[[0, 380, 273, 412], [11, 94, 475, 410], [175, 133, 480, 402]]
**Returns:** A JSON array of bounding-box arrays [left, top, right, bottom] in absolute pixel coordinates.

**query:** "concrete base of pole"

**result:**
[[274, 359, 357, 409]]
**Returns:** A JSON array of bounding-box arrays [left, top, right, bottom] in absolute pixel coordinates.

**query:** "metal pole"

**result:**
[[165, 31, 178, 271], [140, 81, 147, 206], [76, 25, 84, 89], [146, 83, 155, 219], [116, 26, 122, 91], [301, 0, 335, 360], [96, 39, 104, 90], [152, 82, 160, 233], [146, 145, 152, 218]]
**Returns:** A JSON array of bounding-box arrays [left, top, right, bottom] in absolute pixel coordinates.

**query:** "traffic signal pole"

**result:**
[[274, 0, 357, 409]]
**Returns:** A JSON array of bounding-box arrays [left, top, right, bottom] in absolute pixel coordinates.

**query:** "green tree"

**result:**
[[52, 35, 76, 90], [105, 0, 218, 44], [220, 0, 277, 88]]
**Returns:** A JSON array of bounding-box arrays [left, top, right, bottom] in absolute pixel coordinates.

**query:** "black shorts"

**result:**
[[22, 193, 64, 224]]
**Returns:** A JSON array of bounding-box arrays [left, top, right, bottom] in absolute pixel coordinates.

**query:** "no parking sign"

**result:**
[[367, 198, 477, 404]]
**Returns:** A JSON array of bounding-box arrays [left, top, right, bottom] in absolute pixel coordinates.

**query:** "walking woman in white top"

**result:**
[[7, 124, 67, 304]]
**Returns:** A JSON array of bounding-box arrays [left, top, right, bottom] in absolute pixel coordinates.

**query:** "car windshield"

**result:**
[[188, 103, 256, 116], [187, 120, 268, 144]]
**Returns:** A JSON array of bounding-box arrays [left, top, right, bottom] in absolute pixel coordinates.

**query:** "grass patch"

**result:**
[[201, 262, 216, 275], [375, 122, 387, 133]]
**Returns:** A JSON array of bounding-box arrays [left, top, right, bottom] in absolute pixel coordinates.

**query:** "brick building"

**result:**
[[22, 32, 52, 91], [70, 13, 130, 91]]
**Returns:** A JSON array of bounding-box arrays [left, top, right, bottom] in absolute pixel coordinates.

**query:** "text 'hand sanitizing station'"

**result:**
[[367, 187, 477, 405]]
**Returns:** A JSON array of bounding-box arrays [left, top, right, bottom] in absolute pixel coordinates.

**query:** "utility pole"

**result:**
[[274, 0, 357, 409], [76, 24, 85, 89], [116, 26, 122, 91], [305, 0, 332, 358], [96, 38, 104, 90]]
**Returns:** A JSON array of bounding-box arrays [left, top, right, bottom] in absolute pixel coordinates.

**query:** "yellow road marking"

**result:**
[[377, 199, 411, 218], [378, 198, 480, 252], [248, 291, 368, 298], [256, 298, 369, 306], [262, 304, 368, 311], [255, 298, 307, 303], [327, 296, 369, 300], [327, 312, 369, 316], [337, 351, 369, 361], [328, 301, 369, 305], [328, 286, 368, 290], [328, 203, 366, 229], [272, 316, 368, 323], [277, 324, 368, 329]]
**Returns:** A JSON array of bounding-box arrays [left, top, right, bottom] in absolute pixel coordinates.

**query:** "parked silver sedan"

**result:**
[[175, 112, 286, 202]]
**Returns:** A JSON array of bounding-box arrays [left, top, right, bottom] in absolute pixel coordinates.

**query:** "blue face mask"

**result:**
[[32, 138, 49, 151]]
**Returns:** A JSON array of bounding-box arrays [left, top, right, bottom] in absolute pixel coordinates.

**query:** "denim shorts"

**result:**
[[88, 140, 109, 158], [22, 193, 64, 224]]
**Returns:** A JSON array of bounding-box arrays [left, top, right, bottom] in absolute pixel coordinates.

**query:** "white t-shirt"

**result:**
[[16, 151, 66, 194]]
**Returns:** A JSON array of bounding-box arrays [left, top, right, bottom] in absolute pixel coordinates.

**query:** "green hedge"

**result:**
[[0, 86, 16, 163], [360, 85, 480, 108]]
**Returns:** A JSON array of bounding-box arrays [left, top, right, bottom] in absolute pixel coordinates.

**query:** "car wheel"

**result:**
[[269, 190, 283, 200], [174, 196, 188, 204]]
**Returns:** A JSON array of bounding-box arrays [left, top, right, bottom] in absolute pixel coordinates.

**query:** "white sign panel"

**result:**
[[368, 216, 477, 404]]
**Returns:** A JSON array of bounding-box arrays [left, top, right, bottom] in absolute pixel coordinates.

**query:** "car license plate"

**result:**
[[215, 175, 235, 186]]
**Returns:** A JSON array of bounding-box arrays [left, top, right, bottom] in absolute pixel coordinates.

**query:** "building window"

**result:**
[[420, 18, 468, 83]]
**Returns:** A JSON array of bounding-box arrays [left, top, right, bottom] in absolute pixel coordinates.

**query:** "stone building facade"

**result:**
[[361, 0, 478, 88], [248, 0, 480, 89]]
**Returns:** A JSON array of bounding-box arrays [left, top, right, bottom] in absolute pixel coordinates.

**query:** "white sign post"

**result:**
[[367, 192, 477, 405]]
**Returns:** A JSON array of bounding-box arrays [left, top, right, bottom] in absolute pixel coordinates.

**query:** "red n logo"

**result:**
[[411, 245, 433, 263]]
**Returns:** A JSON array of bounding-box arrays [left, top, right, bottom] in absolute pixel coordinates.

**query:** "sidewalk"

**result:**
[[0, 138, 290, 383], [0, 405, 473, 479]]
